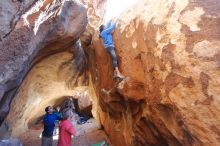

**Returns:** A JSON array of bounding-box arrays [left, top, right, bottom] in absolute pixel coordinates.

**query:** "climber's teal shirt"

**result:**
[[100, 21, 116, 48]]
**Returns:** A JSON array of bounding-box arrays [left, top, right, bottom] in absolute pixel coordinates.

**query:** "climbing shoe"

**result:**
[[114, 74, 125, 80]]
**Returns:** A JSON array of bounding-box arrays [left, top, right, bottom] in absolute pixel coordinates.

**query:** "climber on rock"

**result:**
[[99, 20, 125, 80]]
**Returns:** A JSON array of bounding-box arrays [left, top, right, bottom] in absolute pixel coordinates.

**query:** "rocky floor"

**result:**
[[19, 118, 111, 146]]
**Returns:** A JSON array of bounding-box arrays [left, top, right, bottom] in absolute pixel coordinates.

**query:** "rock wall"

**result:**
[[80, 0, 106, 48], [90, 0, 220, 146], [3, 41, 90, 138], [6, 51, 76, 136], [79, 0, 107, 127], [0, 0, 109, 139], [0, 0, 37, 40], [1, 0, 219, 145], [0, 0, 87, 124]]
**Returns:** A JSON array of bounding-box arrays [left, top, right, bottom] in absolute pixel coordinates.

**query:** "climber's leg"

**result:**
[[114, 67, 125, 79], [106, 47, 125, 79]]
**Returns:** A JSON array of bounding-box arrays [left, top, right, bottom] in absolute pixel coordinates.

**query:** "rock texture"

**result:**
[[77, 92, 92, 111], [0, 0, 37, 40], [73, 91, 93, 117], [6, 49, 88, 136], [80, 0, 106, 48], [0, 0, 87, 124], [89, 0, 220, 146], [0, 0, 109, 139], [79, 0, 107, 127], [1, 0, 220, 145]]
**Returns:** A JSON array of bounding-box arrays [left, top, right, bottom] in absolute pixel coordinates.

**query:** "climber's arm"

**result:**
[[101, 22, 116, 35]]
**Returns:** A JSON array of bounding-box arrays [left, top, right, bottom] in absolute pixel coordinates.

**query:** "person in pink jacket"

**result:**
[[57, 109, 76, 146]]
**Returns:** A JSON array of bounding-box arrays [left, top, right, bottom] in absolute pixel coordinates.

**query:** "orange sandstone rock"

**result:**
[[89, 0, 220, 145]]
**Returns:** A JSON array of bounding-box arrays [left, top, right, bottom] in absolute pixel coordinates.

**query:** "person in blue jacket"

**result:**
[[99, 20, 125, 80], [41, 106, 62, 146]]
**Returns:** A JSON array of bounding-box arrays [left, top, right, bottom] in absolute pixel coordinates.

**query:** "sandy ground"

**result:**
[[20, 118, 111, 146]]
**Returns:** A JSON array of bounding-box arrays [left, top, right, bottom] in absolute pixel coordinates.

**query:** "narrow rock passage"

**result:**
[[20, 118, 111, 146]]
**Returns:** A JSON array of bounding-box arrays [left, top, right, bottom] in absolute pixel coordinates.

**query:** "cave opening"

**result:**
[[6, 47, 108, 145], [1, 42, 106, 145]]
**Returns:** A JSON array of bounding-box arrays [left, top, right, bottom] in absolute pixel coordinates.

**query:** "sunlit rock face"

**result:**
[[0, 0, 108, 139], [75, 91, 92, 113], [6, 51, 76, 136], [0, 0, 87, 124], [80, 0, 106, 48], [78, 0, 107, 128], [5, 42, 90, 136], [0, 0, 37, 40], [4, 41, 89, 138], [0, 0, 108, 138], [90, 0, 220, 146]]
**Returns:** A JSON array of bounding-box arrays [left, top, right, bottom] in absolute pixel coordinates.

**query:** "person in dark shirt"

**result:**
[[41, 106, 62, 146]]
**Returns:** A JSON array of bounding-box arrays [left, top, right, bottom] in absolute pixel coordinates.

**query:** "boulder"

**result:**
[[78, 92, 92, 111], [0, 0, 37, 40], [90, 0, 220, 146], [75, 92, 93, 117], [0, 0, 87, 125], [5, 51, 76, 136]]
